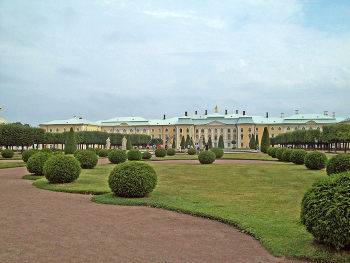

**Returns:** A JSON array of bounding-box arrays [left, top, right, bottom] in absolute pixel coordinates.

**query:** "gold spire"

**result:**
[[214, 105, 218, 113]]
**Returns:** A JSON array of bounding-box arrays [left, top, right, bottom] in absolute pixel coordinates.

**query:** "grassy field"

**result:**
[[0, 162, 27, 169], [32, 159, 350, 262]]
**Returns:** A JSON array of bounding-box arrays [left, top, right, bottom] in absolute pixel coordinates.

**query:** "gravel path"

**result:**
[[0, 160, 301, 263]]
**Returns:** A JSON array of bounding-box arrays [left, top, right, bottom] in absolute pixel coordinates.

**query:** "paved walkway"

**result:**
[[0, 161, 301, 262]]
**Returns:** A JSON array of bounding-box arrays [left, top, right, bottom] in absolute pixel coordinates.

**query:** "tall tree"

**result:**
[[207, 137, 213, 149], [126, 134, 132, 150], [218, 135, 224, 149], [64, 127, 76, 154], [180, 136, 186, 149], [260, 127, 270, 153], [249, 135, 256, 149]]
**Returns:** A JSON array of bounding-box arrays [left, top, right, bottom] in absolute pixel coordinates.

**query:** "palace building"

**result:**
[[39, 107, 347, 149]]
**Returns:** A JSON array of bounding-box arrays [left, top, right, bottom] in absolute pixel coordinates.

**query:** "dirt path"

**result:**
[[0, 161, 301, 262]]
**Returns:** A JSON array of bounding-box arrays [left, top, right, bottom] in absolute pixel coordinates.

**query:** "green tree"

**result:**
[[207, 137, 213, 149], [172, 139, 176, 149], [64, 127, 76, 154], [185, 135, 190, 147], [249, 135, 256, 149], [261, 127, 270, 153], [255, 134, 259, 148], [126, 134, 132, 150], [180, 136, 186, 149], [218, 135, 224, 149]]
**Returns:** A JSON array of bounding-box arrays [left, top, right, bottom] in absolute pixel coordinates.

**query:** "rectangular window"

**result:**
[[241, 142, 244, 148], [240, 128, 243, 133]]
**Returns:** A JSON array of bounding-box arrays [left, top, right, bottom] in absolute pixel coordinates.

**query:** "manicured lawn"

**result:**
[[32, 160, 350, 262], [0, 155, 23, 161], [0, 162, 26, 169]]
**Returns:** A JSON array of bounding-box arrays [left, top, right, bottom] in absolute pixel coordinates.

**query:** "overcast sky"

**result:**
[[1, 0, 349, 127]]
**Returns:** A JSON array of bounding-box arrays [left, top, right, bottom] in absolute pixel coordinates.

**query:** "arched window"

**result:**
[[130, 129, 133, 133], [220, 128, 223, 133], [295, 127, 298, 130], [233, 128, 237, 133], [240, 128, 244, 133], [214, 135, 218, 140], [76, 128, 79, 132], [233, 134, 237, 140], [248, 134, 251, 139], [158, 128, 161, 132], [228, 128, 231, 132], [241, 134, 244, 140], [136, 129, 139, 133], [248, 128, 251, 132], [123, 129, 126, 133], [49, 128, 52, 132], [195, 129, 198, 133], [287, 127, 291, 131], [116, 129, 119, 133], [201, 128, 204, 133], [110, 129, 113, 133], [302, 127, 306, 130], [271, 127, 275, 131], [165, 128, 168, 132], [271, 134, 275, 138], [196, 135, 199, 140], [186, 128, 189, 133], [56, 128, 59, 132], [173, 128, 176, 132], [180, 135, 183, 140], [228, 134, 231, 140], [214, 128, 218, 133], [179, 128, 182, 133], [278, 127, 282, 131], [143, 129, 146, 132], [256, 127, 259, 131], [151, 129, 155, 133], [63, 128, 67, 132], [208, 128, 211, 133]]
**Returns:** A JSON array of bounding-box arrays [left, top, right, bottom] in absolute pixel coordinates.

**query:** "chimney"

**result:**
[[333, 112, 335, 118], [236, 110, 238, 114], [185, 111, 187, 116], [281, 113, 284, 118], [266, 112, 268, 118], [205, 110, 207, 115], [324, 111, 328, 116], [195, 111, 197, 115], [295, 110, 299, 115], [225, 109, 227, 115], [243, 111, 245, 116], [74, 116, 76, 118], [163, 114, 166, 120]]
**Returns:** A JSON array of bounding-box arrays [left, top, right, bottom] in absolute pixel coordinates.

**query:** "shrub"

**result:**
[[108, 150, 127, 164], [98, 149, 109, 157], [198, 151, 216, 164], [290, 150, 308, 165], [326, 154, 350, 176], [44, 154, 81, 184], [266, 147, 272, 156], [142, 152, 152, 159], [1, 149, 14, 158], [87, 148, 97, 154], [75, 150, 98, 169], [188, 148, 197, 155], [26, 152, 52, 175], [300, 172, 350, 250], [210, 147, 224, 158], [74, 149, 83, 157], [155, 148, 167, 157], [64, 127, 76, 154], [269, 147, 278, 158], [53, 149, 63, 155], [41, 148, 52, 154], [281, 149, 293, 162], [108, 162, 157, 197], [22, 149, 38, 162], [275, 148, 286, 161], [167, 148, 176, 156], [304, 151, 327, 170], [260, 127, 270, 153], [127, 149, 142, 161]]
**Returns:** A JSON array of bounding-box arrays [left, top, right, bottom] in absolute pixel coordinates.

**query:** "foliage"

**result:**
[[218, 135, 224, 149], [249, 135, 256, 149], [207, 137, 213, 149], [290, 149, 308, 165], [155, 148, 167, 157], [275, 148, 286, 161], [269, 147, 278, 158], [41, 148, 52, 154], [108, 162, 157, 197], [108, 149, 127, 164], [126, 134, 132, 150], [1, 149, 14, 158], [166, 148, 176, 156], [74, 149, 83, 157], [300, 172, 350, 250], [180, 136, 186, 149], [255, 134, 259, 148], [22, 149, 38, 162], [127, 149, 142, 161], [75, 150, 98, 169], [260, 127, 270, 153], [326, 154, 350, 176], [53, 149, 63, 155], [304, 151, 327, 170], [98, 149, 109, 157], [64, 127, 76, 154], [86, 147, 97, 154], [281, 148, 293, 162], [172, 139, 176, 149], [0, 123, 34, 149], [26, 152, 52, 175], [43, 154, 81, 183], [198, 151, 216, 164], [142, 152, 152, 159], [210, 147, 224, 158], [187, 148, 196, 155], [149, 138, 163, 147], [185, 135, 190, 147]]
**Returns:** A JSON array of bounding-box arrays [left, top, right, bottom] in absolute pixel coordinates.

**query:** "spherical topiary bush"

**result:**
[[41, 148, 52, 154], [326, 154, 350, 176], [142, 152, 152, 160], [276, 148, 286, 161], [26, 153, 52, 175], [44, 154, 81, 184], [98, 149, 109, 157], [127, 149, 142, 161], [22, 149, 38, 162], [155, 148, 167, 157], [53, 149, 63, 155], [167, 148, 176, 156], [108, 162, 157, 197], [108, 149, 127, 164], [267, 147, 273, 156], [270, 147, 278, 158], [210, 147, 224, 158], [300, 172, 350, 250], [281, 149, 293, 162], [304, 151, 327, 170], [198, 151, 216, 164], [1, 149, 14, 158], [74, 149, 82, 157], [188, 148, 197, 155], [75, 150, 98, 169], [290, 150, 308, 165], [87, 148, 97, 154]]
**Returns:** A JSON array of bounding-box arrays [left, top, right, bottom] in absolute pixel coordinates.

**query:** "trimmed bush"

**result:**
[[98, 149, 109, 157], [326, 154, 350, 176], [127, 149, 142, 161], [75, 150, 98, 169], [74, 149, 83, 157], [108, 162, 157, 197], [142, 152, 152, 159], [304, 151, 327, 170], [44, 154, 81, 184], [87, 148, 97, 154], [64, 127, 76, 154], [300, 172, 350, 250], [22, 149, 38, 162], [108, 149, 127, 164], [53, 149, 63, 155], [155, 148, 167, 157], [210, 147, 224, 158], [281, 148, 293, 162], [188, 148, 197, 155], [1, 149, 14, 158], [26, 152, 52, 175], [270, 147, 278, 158], [41, 148, 52, 154], [290, 150, 308, 165], [167, 148, 176, 156], [275, 148, 286, 161], [266, 147, 272, 156], [198, 151, 216, 164]]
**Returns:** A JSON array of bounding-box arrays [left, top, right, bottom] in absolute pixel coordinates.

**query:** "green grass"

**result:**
[[0, 162, 26, 169], [31, 160, 350, 262], [0, 155, 23, 160]]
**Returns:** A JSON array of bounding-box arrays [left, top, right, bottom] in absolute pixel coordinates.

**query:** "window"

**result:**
[[56, 128, 59, 132], [165, 128, 168, 132], [63, 128, 67, 132], [248, 134, 251, 139], [136, 129, 139, 133], [221, 128, 223, 133], [116, 129, 119, 133], [228, 134, 231, 140], [151, 134, 155, 139], [195, 129, 198, 133], [43, 129, 46, 132], [241, 134, 244, 140], [278, 127, 282, 131], [158, 135, 162, 139], [256, 127, 259, 131], [228, 143, 231, 147], [201, 128, 204, 133], [173, 128, 176, 132], [49, 128, 52, 132], [179, 128, 182, 133], [241, 142, 244, 148], [248, 128, 251, 132], [271, 127, 275, 131], [180, 135, 183, 140], [110, 129, 113, 133], [208, 135, 211, 139], [233, 128, 237, 133], [233, 134, 237, 140], [271, 134, 275, 138], [214, 135, 218, 140], [76, 128, 79, 132], [143, 129, 146, 133], [309, 127, 313, 130], [295, 127, 298, 130], [214, 128, 218, 133], [317, 127, 320, 130], [130, 129, 133, 133], [228, 129, 231, 133], [302, 127, 306, 130], [151, 129, 155, 133], [240, 128, 243, 133], [208, 128, 211, 133], [123, 129, 126, 133], [186, 128, 189, 133], [196, 135, 199, 140], [287, 127, 291, 131]]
